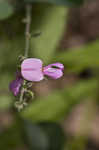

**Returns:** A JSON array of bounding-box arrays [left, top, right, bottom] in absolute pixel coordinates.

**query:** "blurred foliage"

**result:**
[[22, 79, 97, 122], [23, 121, 65, 150], [0, 0, 84, 20], [24, 0, 84, 5], [55, 41, 99, 73], [0, 0, 99, 150], [0, 120, 23, 150], [0, 1, 14, 20], [30, 5, 67, 63]]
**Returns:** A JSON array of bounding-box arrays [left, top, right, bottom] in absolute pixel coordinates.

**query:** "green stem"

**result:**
[[19, 81, 25, 103], [17, 4, 32, 111], [24, 4, 32, 57]]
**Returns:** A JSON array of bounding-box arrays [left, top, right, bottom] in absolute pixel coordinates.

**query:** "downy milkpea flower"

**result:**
[[10, 58, 64, 96], [21, 58, 64, 81]]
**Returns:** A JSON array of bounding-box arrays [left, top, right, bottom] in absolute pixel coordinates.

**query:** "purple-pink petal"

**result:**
[[46, 63, 64, 70], [43, 62, 64, 79], [21, 58, 44, 81], [43, 66, 63, 79], [9, 77, 23, 96]]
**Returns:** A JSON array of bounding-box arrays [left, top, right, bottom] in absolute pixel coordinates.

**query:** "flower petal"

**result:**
[[21, 58, 44, 81], [47, 63, 64, 70], [21, 69, 44, 81], [9, 78, 23, 96], [21, 58, 43, 69], [43, 67, 63, 79]]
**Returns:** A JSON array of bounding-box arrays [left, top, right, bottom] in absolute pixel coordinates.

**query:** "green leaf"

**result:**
[[0, 95, 12, 110], [0, 74, 13, 110], [24, 122, 65, 150], [0, 1, 14, 20], [24, 121, 49, 150], [0, 121, 24, 149], [22, 80, 97, 122], [24, 0, 84, 6], [54, 41, 99, 72], [30, 5, 67, 63]]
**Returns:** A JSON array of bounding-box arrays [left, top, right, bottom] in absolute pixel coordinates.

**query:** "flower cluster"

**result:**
[[10, 58, 64, 96]]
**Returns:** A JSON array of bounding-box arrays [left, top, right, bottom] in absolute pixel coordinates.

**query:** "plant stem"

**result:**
[[24, 4, 32, 57], [19, 81, 25, 103], [18, 4, 32, 110]]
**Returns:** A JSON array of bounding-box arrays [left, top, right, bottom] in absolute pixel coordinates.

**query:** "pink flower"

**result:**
[[10, 58, 64, 96], [21, 58, 64, 81]]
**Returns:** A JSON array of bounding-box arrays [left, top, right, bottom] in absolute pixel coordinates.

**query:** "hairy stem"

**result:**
[[24, 4, 32, 57], [18, 4, 32, 110]]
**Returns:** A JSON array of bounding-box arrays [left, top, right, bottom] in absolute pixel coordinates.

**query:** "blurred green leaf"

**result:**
[[0, 74, 13, 110], [24, 122, 65, 150], [0, 95, 12, 110], [24, 121, 49, 150], [24, 0, 84, 6], [0, 1, 14, 20], [22, 79, 97, 122], [0, 121, 23, 150], [30, 5, 67, 63], [54, 41, 99, 72], [39, 123, 65, 150]]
